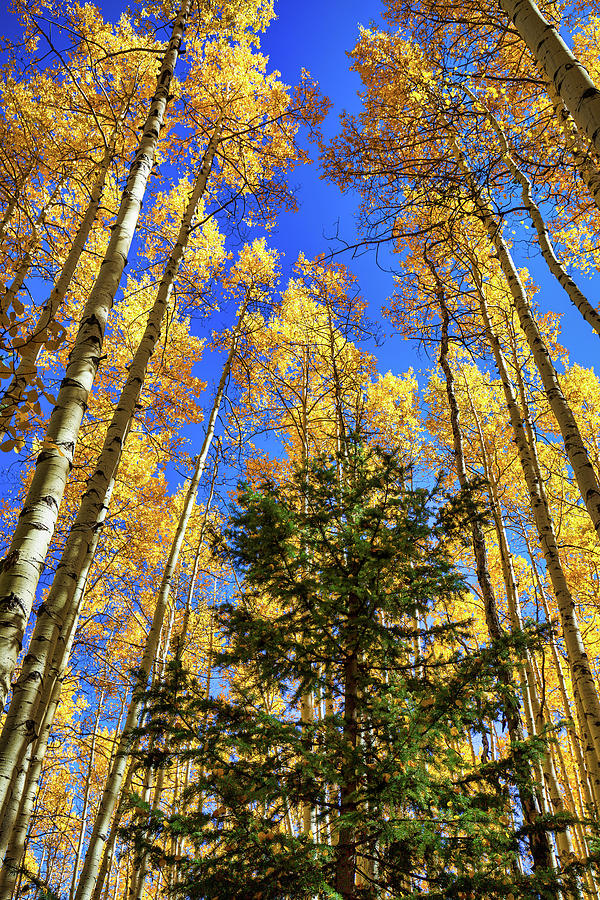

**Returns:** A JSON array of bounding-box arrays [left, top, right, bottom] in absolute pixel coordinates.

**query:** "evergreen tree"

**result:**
[[128, 442, 575, 900]]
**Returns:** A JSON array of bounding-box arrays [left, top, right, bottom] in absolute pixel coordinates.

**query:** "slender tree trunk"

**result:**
[[545, 83, 600, 209], [0, 163, 35, 251], [525, 540, 599, 814], [0, 0, 191, 708], [0, 599, 88, 900], [72, 303, 247, 900], [0, 178, 63, 323], [434, 277, 554, 872], [468, 89, 600, 337], [498, 0, 600, 155], [91, 763, 135, 900], [469, 257, 600, 783], [452, 141, 600, 544], [0, 120, 124, 440], [0, 743, 30, 892], [69, 696, 104, 900], [464, 377, 561, 829], [0, 120, 222, 823]]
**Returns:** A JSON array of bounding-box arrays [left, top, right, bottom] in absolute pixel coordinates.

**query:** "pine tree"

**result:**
[[126, 441, 575, 900]]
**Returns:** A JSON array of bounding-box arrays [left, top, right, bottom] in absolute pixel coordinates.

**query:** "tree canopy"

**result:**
[[2, 0, 600, 897]]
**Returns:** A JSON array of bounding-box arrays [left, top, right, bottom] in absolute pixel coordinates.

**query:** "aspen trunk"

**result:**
[[69, 696, 104, 900], [546, 83, 600, 210], [498, 0, 600, 155], [529, 658, 583, 898], [453, 142, 600, 544], [0, 744, 30, 896], [0, 0, 190, 708], [435, 282, 554, 872], [509, 334, 600, 811], [470, 90, 600, 337], [470, 260, 600, 783], [0, 122, 222, 821], [0, 178, 63, 323], [0, 120, 123, 439], [553, 739, 600, 899], [0, 590, 88, 898], [525, 542, 599, 814], [0, 163, 34, 250], [129, 597, 187, 900], [72, 306, 246, 900], [91, 763, 135, 900]]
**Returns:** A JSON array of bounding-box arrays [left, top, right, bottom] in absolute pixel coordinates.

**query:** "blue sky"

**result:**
[[1, 0, 597, 481]]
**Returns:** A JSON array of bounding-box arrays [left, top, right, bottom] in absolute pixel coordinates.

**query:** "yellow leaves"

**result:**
[[226, 238, 280, 298]]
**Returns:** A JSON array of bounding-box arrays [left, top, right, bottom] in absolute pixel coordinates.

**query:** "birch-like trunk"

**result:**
[[524, 530, 600, 814], [0, 163, 34, 251], [470, 261, 600, 781], [0, 178, 64, 324], [498, 0, 600, 154], [470, 91, 600, 337], [0, 0, 190, 708], [0, 744, 30, 896], [453, 141, 600, 544], [0, 121, 222, 822], [68, 696, 104, 900], [546, 83, 600, 210], [0, 584, 90, 897], [0, 120, 123, 440], [91, 762, 135, 900], [72, 306, 247, 900], [467, 389, 581, 886], [528, 658, 582, 894], [435, 283, 554, 872]]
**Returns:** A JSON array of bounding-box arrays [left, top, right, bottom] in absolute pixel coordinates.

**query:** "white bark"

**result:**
[[72, 304, 247, 900], [0, 0, 190, 708], [0, 120, 222, 827], [0, 120, 123, 440], [0, 744, 30, 894], [0, 582, 86, 897], [69, 697, 104, 900], [470, 260, 600, 780], [435, 285, 554, 869], [453, 140, 600, 544], [546, 83, 600, 210], [469, 90, 600, 337], [499, 0, 600, 154], [0, 178, 63, 324]]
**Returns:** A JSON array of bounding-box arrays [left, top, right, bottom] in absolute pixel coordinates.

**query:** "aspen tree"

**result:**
[[462, 372, 585, 885], [0, 176, 65, 322], [525, 544, 598, 814], [0, 0, 191, 707], [465, 88, 600, 338], [433, 264, 554, 873], [545, 83, 600, 210], [68, 696, 104, 900], [0, 116, 125, 441], [0, 123, 223, 823], [451, 139, 600, 544], [496, 0, 600, 155], [126, 481, 217, 900], [468, 255, 600, 782], [72, 297, 251, 900]]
